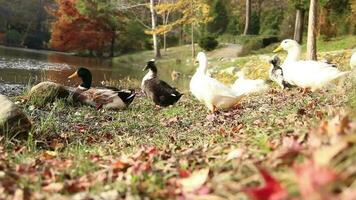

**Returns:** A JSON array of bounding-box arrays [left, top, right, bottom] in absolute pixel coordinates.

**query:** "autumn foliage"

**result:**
[[48, 0, 114, 53]]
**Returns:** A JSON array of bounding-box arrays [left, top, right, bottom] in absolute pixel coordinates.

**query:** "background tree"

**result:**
[[206, 0, 229, 35], [290, 0, 308, 44], [48, 0, 113, 56], [0, 0, 53, 48], [76, 0, 124, 57], [154, 0, 211, 57], [243, 0, 251, 35], [150, 0, 161, 58], [307, 0, 318, 60]]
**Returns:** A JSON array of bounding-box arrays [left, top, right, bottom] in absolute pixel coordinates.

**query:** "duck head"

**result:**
[[68, 67, 92, 90], [269, 55, 281, 67], [195, 52, 208, 73], [143, 59, 158, 73], [273, 39, 301, 63]]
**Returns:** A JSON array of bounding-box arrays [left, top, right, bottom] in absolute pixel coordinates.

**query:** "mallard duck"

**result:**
[[268, 55, 292, 89], [231, 70, 268, 95], [68, 67, 136, 110], [273, 39, 349, 91], [190, 52, 242, 112], [141, 60, 182, 107], [350, 51, 356, 69]]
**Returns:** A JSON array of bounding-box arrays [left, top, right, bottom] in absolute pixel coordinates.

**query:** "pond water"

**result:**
[[0, 46, 189, 95]]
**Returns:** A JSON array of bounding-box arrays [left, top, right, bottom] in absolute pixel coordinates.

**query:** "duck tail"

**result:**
[[118, 89, 136, 105]]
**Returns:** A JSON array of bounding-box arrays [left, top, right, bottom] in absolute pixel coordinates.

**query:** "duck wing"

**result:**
[[144, 79, 182, 106], [283, 61, 348, 88]]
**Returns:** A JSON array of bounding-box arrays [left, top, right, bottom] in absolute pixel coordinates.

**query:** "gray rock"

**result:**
[[0, 95, 31, 138]]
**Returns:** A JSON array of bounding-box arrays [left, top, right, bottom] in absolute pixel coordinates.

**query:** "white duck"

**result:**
[[273, 39, 349, 91], [190, 52, 242, 112], [350, 51, 356, 69], [232, 70, 269, 95]]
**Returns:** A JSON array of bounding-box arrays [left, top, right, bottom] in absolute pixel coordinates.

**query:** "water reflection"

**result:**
[[0, 46, 190, 91]]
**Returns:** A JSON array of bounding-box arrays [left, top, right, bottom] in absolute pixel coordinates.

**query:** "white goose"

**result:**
[[273, 39, 349, 91], [190, 52, 242, 112]]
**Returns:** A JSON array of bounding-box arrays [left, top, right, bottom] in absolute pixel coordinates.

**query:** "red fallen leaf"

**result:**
[[145, 146, 157, 157], [294, 160, 338, 198], [178, 169, 190, 178], [242, 168, 288, 200], [111, 160, 129, 170]]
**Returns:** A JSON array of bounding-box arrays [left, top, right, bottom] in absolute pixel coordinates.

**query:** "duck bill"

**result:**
[[273, 45, 283, 53], [143, 65, 148, 71], [68, 71, 78, 79]]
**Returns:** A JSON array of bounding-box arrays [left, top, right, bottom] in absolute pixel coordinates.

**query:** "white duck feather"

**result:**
[[190, 52, 241, 111]]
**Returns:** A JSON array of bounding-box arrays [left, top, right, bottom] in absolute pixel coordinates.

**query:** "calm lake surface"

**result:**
[[0, 46, 189, 94]]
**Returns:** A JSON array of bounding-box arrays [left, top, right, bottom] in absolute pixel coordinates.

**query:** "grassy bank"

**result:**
[[1, 38, 356, 199]]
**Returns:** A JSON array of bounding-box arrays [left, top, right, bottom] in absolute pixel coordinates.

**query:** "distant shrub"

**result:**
[[116, 22, 151, 54], [226, 18, 242, 36], [198, 36, 219, 51], [249, 11, 260, 35], [25, 32, 50, 49], [206, 0, 229, 35], [5, 29, 22, 46]]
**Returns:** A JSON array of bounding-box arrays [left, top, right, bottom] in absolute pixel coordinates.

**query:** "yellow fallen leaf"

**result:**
[[42, 151, 58, 160], [179, 168, 209, 193]]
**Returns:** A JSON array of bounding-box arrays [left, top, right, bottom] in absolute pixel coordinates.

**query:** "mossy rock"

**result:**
[[29, 82, 70, 107], [0, 95, 31, 139]]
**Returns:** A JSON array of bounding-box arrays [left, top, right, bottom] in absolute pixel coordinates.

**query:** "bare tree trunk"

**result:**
[[243, 0, 251, 35], [150, 0, 161, 58], [294, 9, 305, 44], [179, 25, 184, 46], [307, 0, 318, 60], [191, 23, 195, 58], [110, 30, 115, 57], [163, 33, 167, 52]]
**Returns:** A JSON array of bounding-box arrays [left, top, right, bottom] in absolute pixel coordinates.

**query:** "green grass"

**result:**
[[1, 38, 356, 199]]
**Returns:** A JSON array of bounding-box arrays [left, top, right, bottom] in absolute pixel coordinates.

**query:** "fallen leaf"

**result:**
[[42, 182, 64, 193], [242, 168, 288, 200], [226, 148, 244, 161], [111, 160, 129, 170], [179, 168, 209, 193], [178, 169, 190, 178], [313, 141, 348, 166], [294, 160, 338, 198], [42, 151, 58, 160]]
